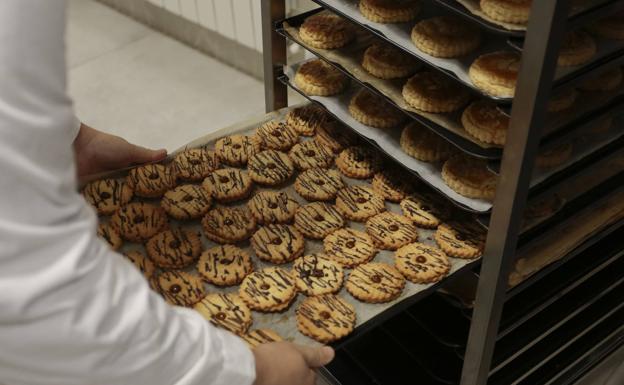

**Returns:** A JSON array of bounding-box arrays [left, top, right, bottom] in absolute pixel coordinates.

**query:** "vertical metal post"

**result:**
[[261, 0, 288, 112], [460, 1, 570, 384]]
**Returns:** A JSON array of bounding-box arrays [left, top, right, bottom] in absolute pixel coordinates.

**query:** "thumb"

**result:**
[[295, 345, 335, 368], [128, 145, 168, 165]]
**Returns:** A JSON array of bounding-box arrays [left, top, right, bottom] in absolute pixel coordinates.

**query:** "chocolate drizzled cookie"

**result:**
[[295, 202, 345, 239], [146, 228, 202, 269], [293, 254, 344, 296], [247, 191, 299, 224], [248, 150, 295, 186], [197, 245, 253, 287], [201, 206, 257, 243], [296, 294, 356, 343], [155, 271, 206, 307], [126, 163, 176, 198], [111, 202, 168, 242], [295, 168, 345, 201], [239, 267, 297, 312], [83, 178, 133, 215], [202, 168, 253, 202], [194, 293, 252, 335], [345, 262, 405, 303], [251, 224, 305, 264], [161, 184, 213, 220], [215, 134, 261, 167], [323, 228, 377, 268], [173, 147, 220, 181]]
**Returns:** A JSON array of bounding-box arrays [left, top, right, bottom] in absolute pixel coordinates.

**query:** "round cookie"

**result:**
[[124, 250, 155, 281], [111, 202, 168, 243], [587, 11, 624, 40], [362, 43, 419, 79], [335, 185, 386, 222], [348, 89, 406, 128], [548, 88, 578, 113], [400, 121, 455, 162], [215, 134, 261, 167], [299, 11, 355, 49], [323, 228, 377, 268], [145, 228, 202, 269], [197, 245, 253, 287], [161, 184, 213, 220], [345, 262, 405, 303], [202, 168, 253, 203], [394, 243, 450, 283], [295, 168, 345, 201], [335, 146, 381, 179], [97, 222, 123, 250], [371, 170, 411, 202], [243, 329, 284, 348], [248, 150, 295, 186], [296, 294, 356, 343], [435, 221, 486, 259], [294, 59, 349, 96], [256, 120, 299, 151], [239, 267, 297, 312], [155, 271, 206, 307], [365, 211, 419, 250], [411, 16, 481, 58], [403, 71, 471, 113], [295, 202, 345, 239], [286, 104, 332, 136], [578, 67, 623, 92], [126, 163, 176, 198], [536, 142, 573, 169], [469, 51, 521, 98], [251, 224, 305, 264], [442, 154, 498, 200], [194, 293, 252, 335], [314, 121, 358, 155], [173, 147, 220, 182], [83, 178, 133, 215], [359, 0, 420, 23], [480, 0, 531, 24], [293, 254, 344, 296], [461, 100, 509, 146], [201, 206, 257, 244], [558, 30, 596, 67], [400, 194, 447, 228], [288, 140, 334, 170], [247, 191, 299, 224]]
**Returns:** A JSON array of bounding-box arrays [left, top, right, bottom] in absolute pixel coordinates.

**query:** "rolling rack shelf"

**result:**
[[260, 0, 624, 384]]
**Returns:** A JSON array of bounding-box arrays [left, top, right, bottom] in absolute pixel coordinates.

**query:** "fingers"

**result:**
[[294, 345, 335, 368], [128, 145, 167, 165]]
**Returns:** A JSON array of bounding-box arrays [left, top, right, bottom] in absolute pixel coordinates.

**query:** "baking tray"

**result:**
[[94, 103, 482, 349], [281, 64, 494, 213]]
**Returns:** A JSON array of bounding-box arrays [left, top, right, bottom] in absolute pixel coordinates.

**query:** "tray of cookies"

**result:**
[[85, 103, 485, 349]]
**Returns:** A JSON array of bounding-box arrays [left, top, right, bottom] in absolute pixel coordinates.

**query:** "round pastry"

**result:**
[[293, 253, 344, 296], [286, 104, 332, 136], [173, 147, 220, 182], [365, 211, 419, 250], [197, 245, 253, 287], [201, 206, 257, 244], [83, 178, 133, 215], [294, 59, 349, 96], [480, 0, 531, 24], [194, 293, 252, 335], [288, 140, 334, 170], [215, 134, 261, 167], [587, 11, 624, 40], [296, 294, 356, 343], [335, 146, 381, 179], [394, 242, 450, 283], [155, 271, 206, 307], [435, 221, 486, 259], [400, 193, 447, 228], [111, 202, 168, 243], [345, 262, 405, 303], [251, 224, 305, 264], [202, 168, 253, 203], [255, 120, 299, 151], [548, 88, 578, 113], [124, 250, 156, 281], [441, 154, 498, 200], [323, 228, 377, 268], [243, 329, 284, 348], [469, 51, 521, 98], [403, 71, 471, 113], [400, 121, 455, 162], [536, 142, 573, 169], [411, 16, 481, 58], [299, 11, 355, 49], [371, 170, 411, 202], [161, 184, 213, 220], [145, 228, 202, 269], [239, 267, 297, 312], [557, 30, 596, 67], [578, 67, 623, 92], [461, 100, 509, 145], [359, 0, 420, 23], [247, 190, 299, 224], [295, 168, 345, 201], [294, 202, 345, 239], [248, 150, 295, 186], [361, 43, 419, 79], [97, 222, 122, 251], [335, 185, 386, 222], [349, 89, 406, 128], [126, 163, 176, 198]]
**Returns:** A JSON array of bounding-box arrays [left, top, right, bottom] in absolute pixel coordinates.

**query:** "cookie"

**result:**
[[111, 202, 168, 243], [536, 142, 573, 169], [335, 185, 386, 222], [215, 134, 261, 167], [394, 243, 450, 283], [461, 100, 509, 146], [323, 228, 377, 268], [197, 245, 253, 287], [442, 154, 498, 200], [298, 11, 355, 49], [348, 88, 406, 128], [371, 170, 411, 202], [587, 11, 624, 40], [469, 51, 521, 98], [83, 178, 133, 215], [295, 202, 345, 239], [248, 150, 295, 186], [202, 168, 253, 203], [97, 222, 123, 250], [548, 88, 578, 113], [201, 206, 257, 244], [124, 250, 156, 280], [256, 120, 299, 151], [288, 140, 334, 170], [242, 329, 283, 348], [194, 293, 252, 335], [247, 191, 299, 224], [365, 212, 419, 250], [294, 59, 349, 96], [361, 43, 419, 79], [296, 294, 356, 343], [239, 267, 297, 312], [480, 0, 531, 24], [314, 121, 358, 155], [293, 254, 344, 296], [345, 262, 405, 303], [434, 220, 486, 259], [578, 67, 623, 92], [126, 163, 176, 198], [558, 30, 596, 67], [295, 168, 345, 201], [403, 71, 471, 113], [155, 271, 206, 307], [251, 224, 305, 264], [411, 16, 481, 58], [161, 184, 213, 220], [145, 228, 202, 269], [400, 194, 447, 228], [359, 0, 420, 23], [173, 147, 220, 181], [400, 121, 456, 162], [286, 104, 332, 136], [335, 146, 380, 179]]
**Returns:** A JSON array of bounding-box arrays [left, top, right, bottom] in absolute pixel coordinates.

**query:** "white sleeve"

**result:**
[[0, 2, 255, 385]]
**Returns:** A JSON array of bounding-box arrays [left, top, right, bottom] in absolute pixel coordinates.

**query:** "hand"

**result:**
[[253, 342, 334, 385], [73, 123, 167, 180]]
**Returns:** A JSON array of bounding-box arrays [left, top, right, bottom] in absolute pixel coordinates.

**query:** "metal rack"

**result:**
[[260, 1, 624, 384]]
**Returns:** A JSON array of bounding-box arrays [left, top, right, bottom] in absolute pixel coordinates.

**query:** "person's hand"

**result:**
[[253, 342, 334, 385], [73, 123, 167, 180]]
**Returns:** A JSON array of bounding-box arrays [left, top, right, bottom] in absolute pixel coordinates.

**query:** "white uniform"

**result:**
[[0, 1, 255, 384]]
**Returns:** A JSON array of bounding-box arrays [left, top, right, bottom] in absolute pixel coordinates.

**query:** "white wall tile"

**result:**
[[196, 0, 217, 31], [163, 0, 180, 13], [232, 0, 255, 49], [251, 0, 263, 51], [213, 1, 236, 40], [179, 0, 199, 22], [147, 0, 164, 7]]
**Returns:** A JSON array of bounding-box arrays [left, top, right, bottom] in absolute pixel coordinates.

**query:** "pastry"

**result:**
[[461, 100, 509, 145], [296, 294, 356, 343], [469, 51, 521, 98], [295, 168, 345, 201], [111, 202, 168, 242], [247, 191, 299, 224], [295, 202, 345, 239], [248, 150, 295, 186], [365, 211, 419, 250], [547, 88, 578, 113], [587, 11, 624, 40], [293, 253, 344, 296], [345, 262, 405, 303], [286, 104, 332, 136], [400, 193, 448, 228], [239, 267, 297, 312], [435, 221, 486, 259], [215, 134, 261, 167], [349, 89, 406, 128], [155, 271, 206, 307], [83, 178, 133, 215], [359, 0, 420, 23], [256, 120, 299, 151], [536, 142, 573, 169], [201, 206, 257, 244], [441, 155, 498, 200], [197, 245, 253, 287], [557, 30, 596, 67], [124, 250, 156, 281], [335, 185, 386, 221], [173, 147, 220, 182], [294, 59, 349, 96], [202, 168, 253, 203], [335, 146, 381, 179], [400, 121, 455, 162], [395, 243, 450, 283], [243, 329, 284, 348], [371, 170, 411, 202], [402, 71, 471, 113], [361, 43, 419, 79], [299, 11, 355, 49], [161, 184, 213, 220], [578, 67, 623, 92], [251, 224, 305, 264], [288, 140, 334, 170], [97, 222, 122, 250], [480, 0, 531, 24], [145, 228, 202, 269], [323, 228, 377, 268], [411, 16, 481, 58], [194, 293, 252, 335], [524, 193, 565, 219], [126, 163, 176, 198]]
